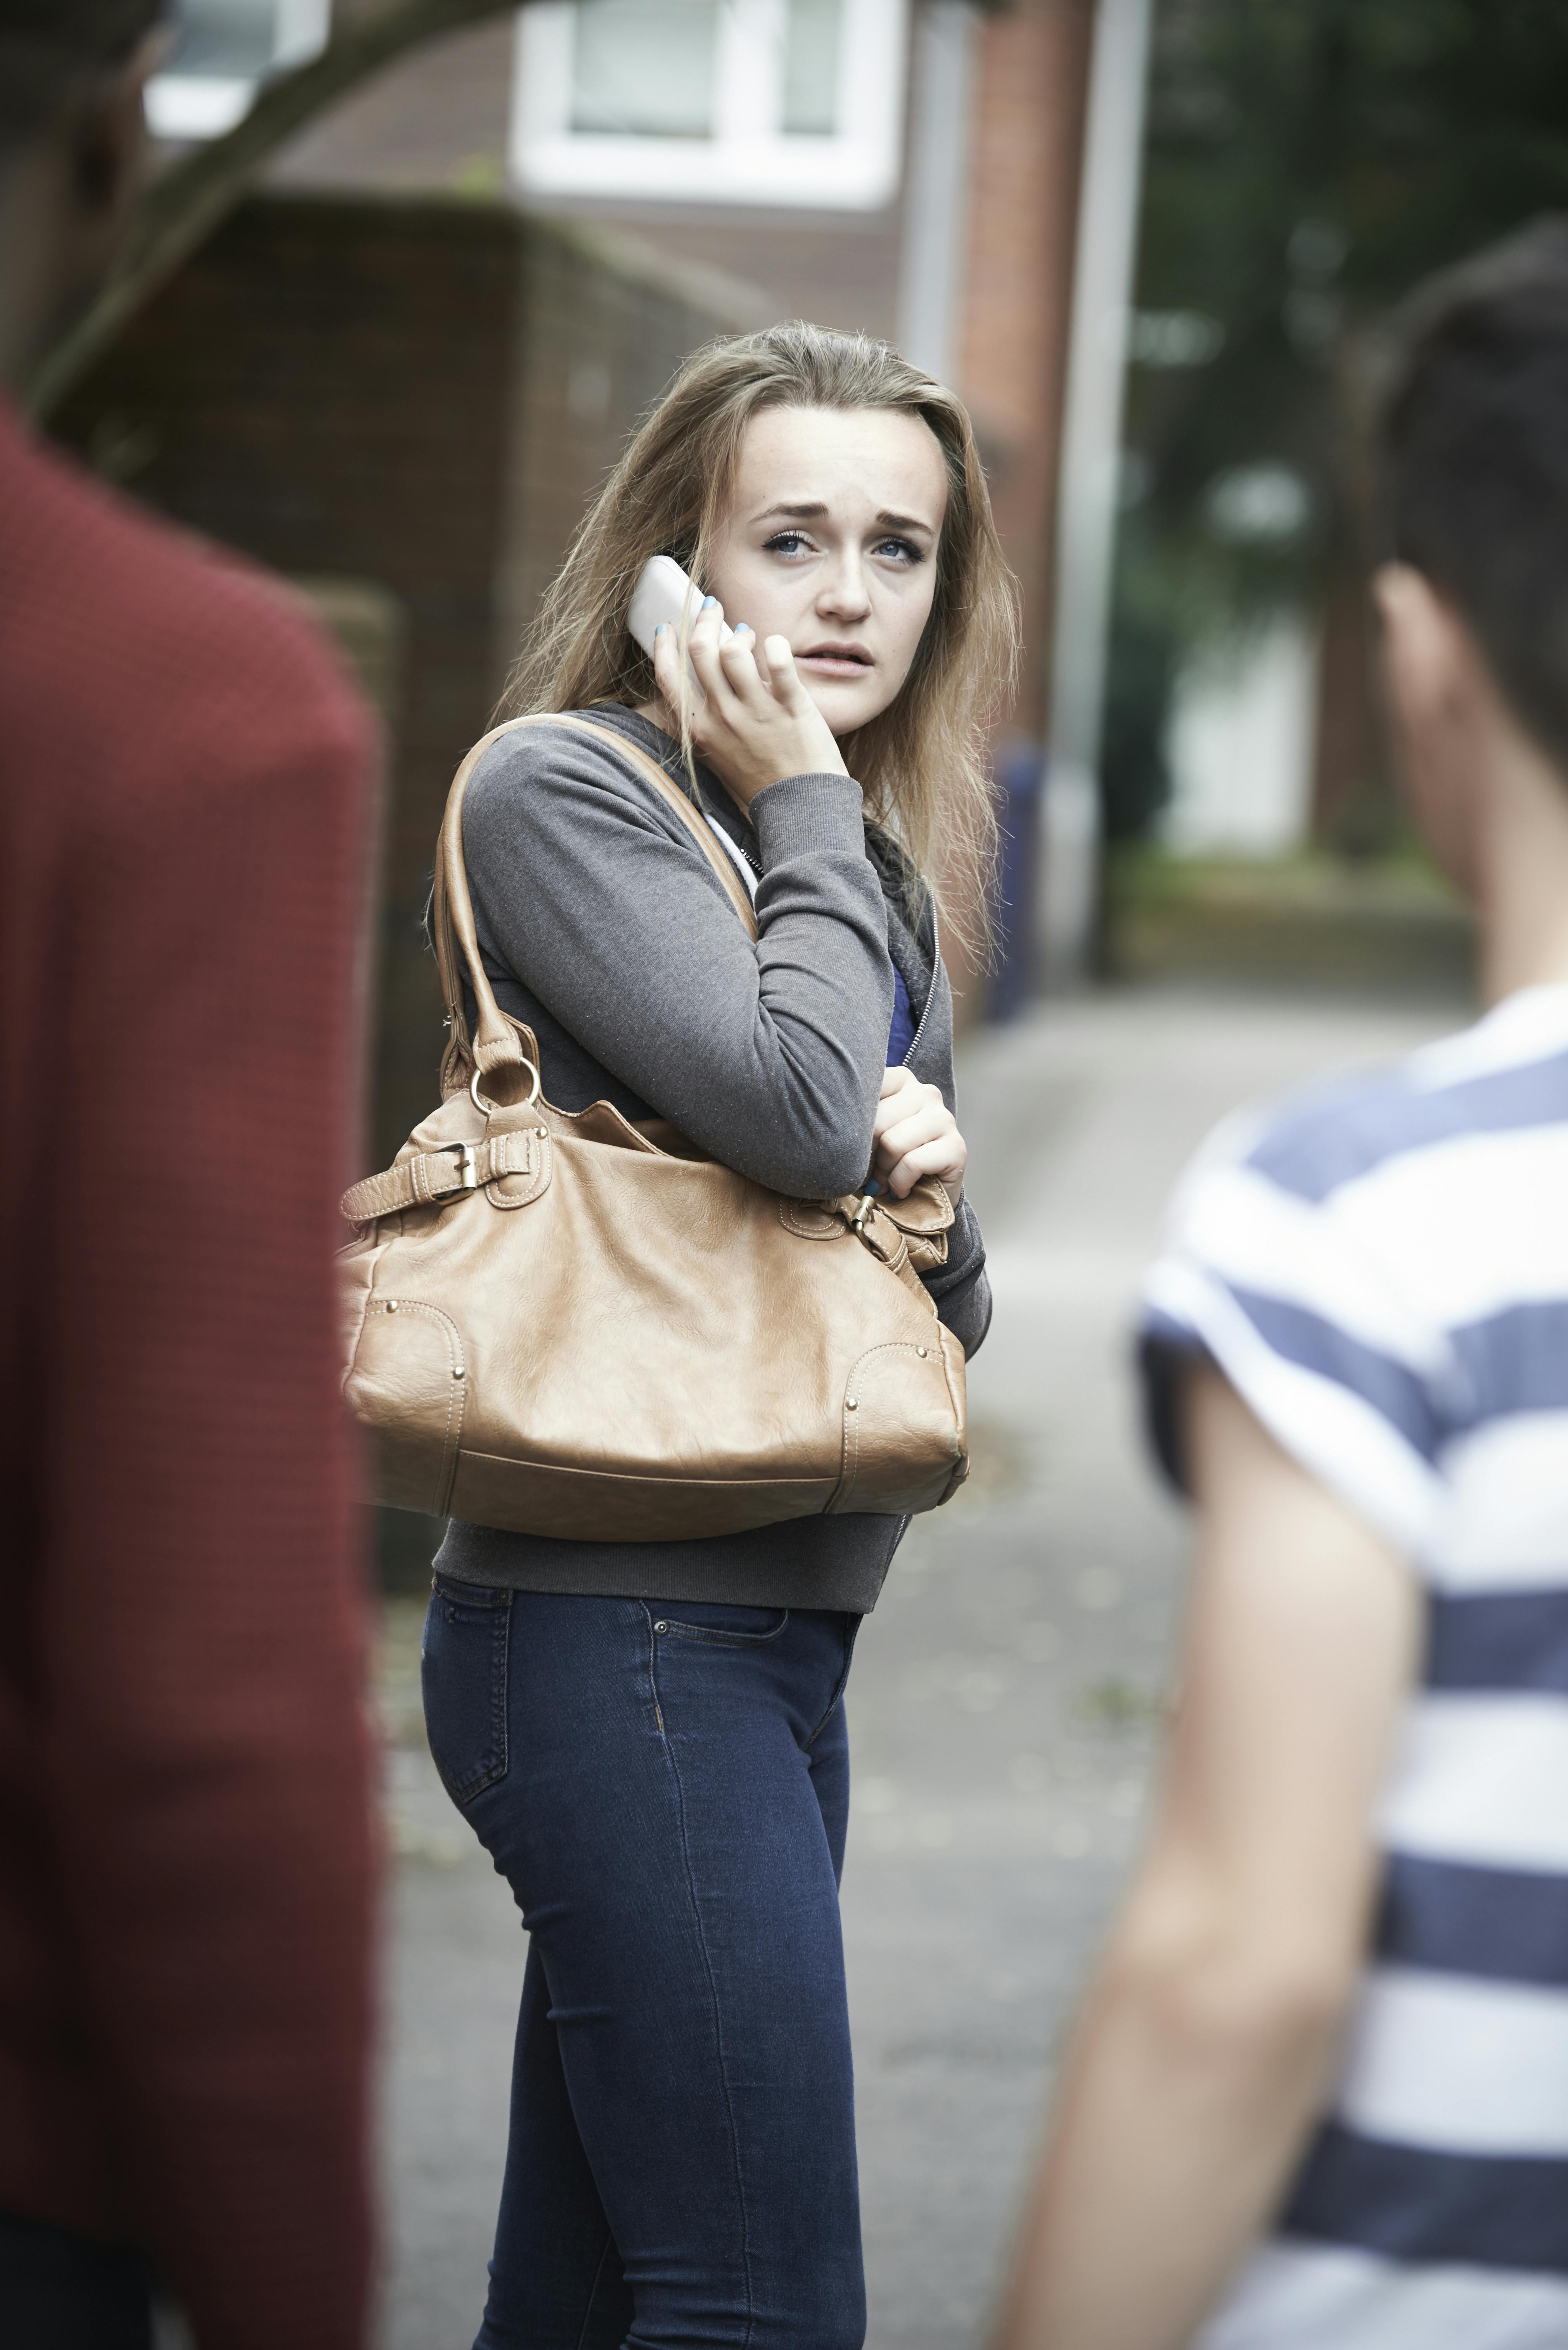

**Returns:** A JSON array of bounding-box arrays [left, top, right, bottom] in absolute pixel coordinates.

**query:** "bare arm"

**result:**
[[991, 1365, 1420, 2350]]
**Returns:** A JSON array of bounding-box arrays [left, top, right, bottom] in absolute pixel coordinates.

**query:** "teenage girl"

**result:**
[[421, 322, 1018, 2350]]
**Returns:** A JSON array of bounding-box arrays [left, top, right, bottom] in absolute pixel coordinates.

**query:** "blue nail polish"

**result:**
[[735, 623, 753, 636], [654, 622, 669, 636], [701, 596, 718, 608]]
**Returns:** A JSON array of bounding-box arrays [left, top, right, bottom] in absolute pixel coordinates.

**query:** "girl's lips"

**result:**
[[798, 647, 874, 677]]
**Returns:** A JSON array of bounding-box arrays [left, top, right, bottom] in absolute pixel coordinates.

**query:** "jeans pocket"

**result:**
[[421, 1579, 512, 1804], [649, 1601, 790, 1648]]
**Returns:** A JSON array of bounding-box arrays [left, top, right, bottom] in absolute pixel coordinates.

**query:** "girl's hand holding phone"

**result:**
[[872, 1065, 967, 1199], [651, 597, 848, 811]]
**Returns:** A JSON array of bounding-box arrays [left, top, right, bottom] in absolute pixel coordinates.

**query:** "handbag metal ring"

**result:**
[[470, 1058, 543, 1116]]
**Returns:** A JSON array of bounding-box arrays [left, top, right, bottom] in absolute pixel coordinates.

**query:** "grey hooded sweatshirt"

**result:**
[[433, 703, 989, 1613]]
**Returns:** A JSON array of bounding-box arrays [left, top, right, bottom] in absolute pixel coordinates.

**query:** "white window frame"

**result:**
[[510, 0, 909, 211], [146, 0, 332, 140]]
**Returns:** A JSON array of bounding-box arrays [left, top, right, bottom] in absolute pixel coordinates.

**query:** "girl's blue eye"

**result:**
[[762, 528, 922, 562]]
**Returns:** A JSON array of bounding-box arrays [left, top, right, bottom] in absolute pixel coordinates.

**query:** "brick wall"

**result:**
[[52, 193, 753, 1172], [495, 218, 767, 692], [56, 196, 520, 901]]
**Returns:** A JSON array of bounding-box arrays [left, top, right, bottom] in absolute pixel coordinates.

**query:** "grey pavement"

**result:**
[[376, 981, 1461, 2350]]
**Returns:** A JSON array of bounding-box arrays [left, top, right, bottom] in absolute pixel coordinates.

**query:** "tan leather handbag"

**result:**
[[339, 715, 968, 1540]]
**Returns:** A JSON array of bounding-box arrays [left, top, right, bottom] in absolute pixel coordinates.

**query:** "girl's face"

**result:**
[[701, 404, 950, 738]]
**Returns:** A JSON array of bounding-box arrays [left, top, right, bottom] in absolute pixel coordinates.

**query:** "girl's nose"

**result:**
[[819, 560, 872, 615]]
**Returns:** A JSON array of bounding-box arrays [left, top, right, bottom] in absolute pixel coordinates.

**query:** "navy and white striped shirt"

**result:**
[[1141, 982, 1568, 2350]]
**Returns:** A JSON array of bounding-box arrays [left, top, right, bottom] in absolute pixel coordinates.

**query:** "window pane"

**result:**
[[168, 0, 279, 78], [570, 0, 721, 139], [782, 0, 843, 135]]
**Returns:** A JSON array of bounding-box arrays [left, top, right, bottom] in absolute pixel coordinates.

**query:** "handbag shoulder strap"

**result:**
[[432, 711, 759, 1090]]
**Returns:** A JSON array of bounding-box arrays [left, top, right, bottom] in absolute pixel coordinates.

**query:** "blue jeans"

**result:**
[[421, 1582, 865, 2350]]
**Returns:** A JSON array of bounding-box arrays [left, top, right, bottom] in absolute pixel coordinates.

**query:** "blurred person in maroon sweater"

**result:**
[[0, 5, 379, 2345]]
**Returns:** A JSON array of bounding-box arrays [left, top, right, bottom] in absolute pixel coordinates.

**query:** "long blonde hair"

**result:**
[[497, 322, 1019, 945]]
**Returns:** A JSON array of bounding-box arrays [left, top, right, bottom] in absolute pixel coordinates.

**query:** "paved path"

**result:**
[[377, 984, 1458, 2350]]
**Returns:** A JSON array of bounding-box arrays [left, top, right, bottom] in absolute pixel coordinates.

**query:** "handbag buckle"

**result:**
[[848, 1191, 884, 1251], [438, 1141, 480, 1193]]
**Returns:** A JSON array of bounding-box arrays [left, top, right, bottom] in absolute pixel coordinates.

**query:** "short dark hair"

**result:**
[[1379, 217, 1568, 772], [0, 1, 166, 157]]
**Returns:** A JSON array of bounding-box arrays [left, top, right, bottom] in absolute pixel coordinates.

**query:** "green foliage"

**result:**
[[1106, 0, 1568, 839], [1137, 0, 1568, 544]]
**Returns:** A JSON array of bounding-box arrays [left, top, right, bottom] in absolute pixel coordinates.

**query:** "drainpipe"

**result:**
[[896, 0, 979, 383], [1038, 0, 1153, 985]]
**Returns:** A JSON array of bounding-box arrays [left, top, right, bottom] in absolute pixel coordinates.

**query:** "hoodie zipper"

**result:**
[[899, 904, 940, 1068]]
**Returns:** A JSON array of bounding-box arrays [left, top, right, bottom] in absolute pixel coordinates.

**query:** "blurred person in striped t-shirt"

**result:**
[[995, 221, 1568, 2350]]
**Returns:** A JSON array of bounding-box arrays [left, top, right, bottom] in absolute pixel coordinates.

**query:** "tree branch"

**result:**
[[28, 0, 521, 418]]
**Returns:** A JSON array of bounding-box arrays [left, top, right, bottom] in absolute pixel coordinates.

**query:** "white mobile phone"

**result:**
[[627, 554, 732, 688]]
